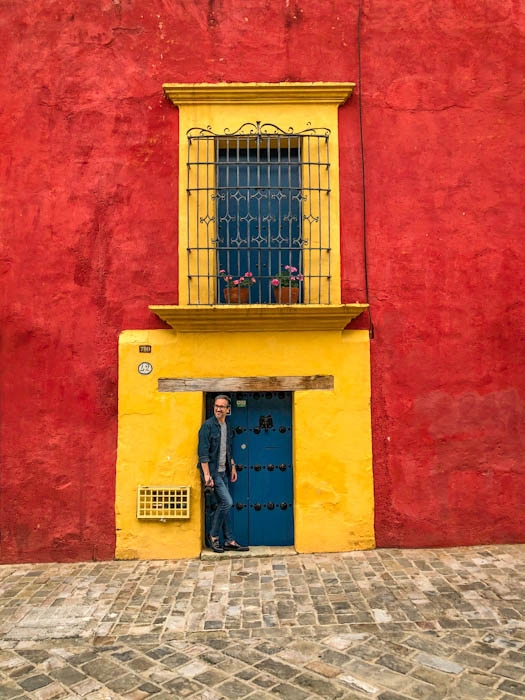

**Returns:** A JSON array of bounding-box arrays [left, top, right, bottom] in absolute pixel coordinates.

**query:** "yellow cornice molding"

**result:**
[[162, 82, 355, 106], [149, 304, 367, 332]]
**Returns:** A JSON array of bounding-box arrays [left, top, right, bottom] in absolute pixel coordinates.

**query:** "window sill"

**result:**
[[149, 304, 368, 332]]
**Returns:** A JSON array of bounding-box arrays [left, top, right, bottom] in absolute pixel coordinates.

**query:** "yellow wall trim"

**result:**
[[150, 304, 368, 332], [163, 82, 355, 105]]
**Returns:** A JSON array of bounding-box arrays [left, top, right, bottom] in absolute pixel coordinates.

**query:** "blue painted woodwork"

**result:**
[[216, 148, 302, 303], [204, 392, 294, 546]]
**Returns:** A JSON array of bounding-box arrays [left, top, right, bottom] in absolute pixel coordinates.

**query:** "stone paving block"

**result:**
[[376, 653, 413, 675], [252, 672, 278, 689], [319, 648, 349, 667], [451, 648, 497, 671], [451, 676, 503, 699], [105, 672, 142, 693], [345, 657, 411, 693], [80, 657, 123, 683], [493, 661, 525, 681], [338, 673, 379, 694], [68, 677, 103, 696], [235, 667, 258, 681], [277, 640, 321, 665], [163, 676, 202, 696], [304, 659, 341, 678], [254, 658, 298, 681], [0, 684, 25, 699], [293, 671, 344, 698], [268, 681, 309, 699], [505, 649, 525, 665], [193, 667, 229, 687], [49, 665, 87, 687], [30, 682, 67, 700], [126, 656, 157, 672], [462, 669, 499, 687], [137, 681, 161, 695], [178, 660, 214, 678], [18, 674, 53, 691], [498, 678, 525, 696], [413, 651, 463, 674], [16, 650, 50, 664], [215, 678, 253, 698], [223, 644, 265, 665], [404, 678, 448, 700]]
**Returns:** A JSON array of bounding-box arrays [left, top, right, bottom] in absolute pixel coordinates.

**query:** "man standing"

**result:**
[[198, 394, 249, 553]]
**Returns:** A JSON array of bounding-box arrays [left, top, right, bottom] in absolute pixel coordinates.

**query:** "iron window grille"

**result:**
[[186, 121, 331, 305]]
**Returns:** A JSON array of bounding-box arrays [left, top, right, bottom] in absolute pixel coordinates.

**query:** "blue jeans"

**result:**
[[209, 471, 233, 542]]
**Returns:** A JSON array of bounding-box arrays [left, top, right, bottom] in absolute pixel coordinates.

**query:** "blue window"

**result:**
[[216, 144, 303, 303]]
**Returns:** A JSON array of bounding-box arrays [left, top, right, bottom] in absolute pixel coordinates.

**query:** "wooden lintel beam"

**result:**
[[158, 375, 334, 393]]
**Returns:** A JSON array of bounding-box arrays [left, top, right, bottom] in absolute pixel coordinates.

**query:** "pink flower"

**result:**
[[291, 266, 297, 273], [219, 269, 226, 274], [284, 265, 290, 270], [245, 271, 253, 277], [271, 279, 280, 287], [233, 280, 239, 285], [251, 278, 256, 283], [239, 277, 244, 282], [291, 276, 296, 281], [298, 274, 304, 281]]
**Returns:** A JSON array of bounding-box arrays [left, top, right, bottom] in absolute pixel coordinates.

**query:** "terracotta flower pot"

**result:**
[[273, 286, 299, 304], [224, 286, 249, 303]]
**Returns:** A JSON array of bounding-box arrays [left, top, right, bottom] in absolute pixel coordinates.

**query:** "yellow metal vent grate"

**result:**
[[137, 486, 191, 520]]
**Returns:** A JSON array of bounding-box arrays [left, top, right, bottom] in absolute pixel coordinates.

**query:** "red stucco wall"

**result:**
[[1, 0, 523, 562]]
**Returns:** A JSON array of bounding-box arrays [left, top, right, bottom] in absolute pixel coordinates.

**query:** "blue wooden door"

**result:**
[[216, 147, 302, 303], [205, 392, 294, 546]]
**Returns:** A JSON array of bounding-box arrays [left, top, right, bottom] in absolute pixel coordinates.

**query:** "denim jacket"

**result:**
[[197, 416, 234, 479]]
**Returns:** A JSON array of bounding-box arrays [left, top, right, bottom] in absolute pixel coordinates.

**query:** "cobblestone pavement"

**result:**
[[0, 545, 524, 699]]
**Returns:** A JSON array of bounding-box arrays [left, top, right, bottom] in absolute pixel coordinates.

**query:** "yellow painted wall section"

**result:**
[[116, 328, 374, 559]]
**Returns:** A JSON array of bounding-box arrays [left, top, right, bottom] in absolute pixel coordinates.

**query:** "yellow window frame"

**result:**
[[162, 83, 355, 306]]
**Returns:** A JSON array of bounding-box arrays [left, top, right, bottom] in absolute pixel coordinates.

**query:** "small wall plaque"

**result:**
[[138, 362, 153, 375], [139, 345, 152, 353]]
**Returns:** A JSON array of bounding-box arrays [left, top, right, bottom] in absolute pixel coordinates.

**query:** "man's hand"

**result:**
[[202, 463, 213, 488], [231, 464, 237, 483]]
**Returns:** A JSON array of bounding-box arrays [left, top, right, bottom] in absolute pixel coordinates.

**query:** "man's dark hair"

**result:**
[[214, 394, 231, 406]]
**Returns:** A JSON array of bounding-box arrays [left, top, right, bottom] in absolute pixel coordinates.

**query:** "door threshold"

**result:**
[[201, 545, 297, 561]]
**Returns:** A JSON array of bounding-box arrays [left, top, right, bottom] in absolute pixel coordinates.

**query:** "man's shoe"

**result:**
[[208, 536, 224, 553], [224, 540, 249, 551]]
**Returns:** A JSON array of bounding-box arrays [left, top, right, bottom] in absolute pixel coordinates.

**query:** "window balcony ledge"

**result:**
[[149, 304, 368, 333]]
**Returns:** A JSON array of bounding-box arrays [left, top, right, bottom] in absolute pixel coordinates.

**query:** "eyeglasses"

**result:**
[[214, 405, 228, 410]]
